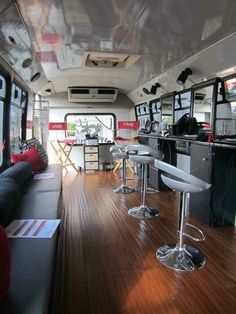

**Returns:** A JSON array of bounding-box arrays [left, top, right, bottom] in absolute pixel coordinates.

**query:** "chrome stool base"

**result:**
[[156, 243, 205, 271], [112, 186, 135, 194], [128, 206, 160, 219]]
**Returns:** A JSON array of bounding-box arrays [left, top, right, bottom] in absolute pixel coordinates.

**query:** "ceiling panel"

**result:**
[[15, 0, 236, 94]]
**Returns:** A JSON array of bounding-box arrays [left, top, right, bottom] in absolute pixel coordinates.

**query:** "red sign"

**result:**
[[118, 121, 139, 130], [26, 120, 33, 129], [48, 122, 67, 131]]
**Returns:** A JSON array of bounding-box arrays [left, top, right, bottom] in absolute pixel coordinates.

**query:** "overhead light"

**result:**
[[150, 83, 161, 95], [45, 88, 52, 95], [22, 58, 33, 69], [31, 72, 41, 82], [176, 68, 192, 85], [142, 87, 150, 95], [8, 35, 17, 45]]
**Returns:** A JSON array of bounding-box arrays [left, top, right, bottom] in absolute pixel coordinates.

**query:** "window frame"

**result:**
[[64, 112, 117, 141]]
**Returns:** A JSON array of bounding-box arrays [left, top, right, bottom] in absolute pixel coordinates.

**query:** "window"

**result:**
[[65, 113, 116, 143], [0, 75, 6, 166], [174, 90, 191, 123], [150, 98, 161, 122], [192, 79, 217, 133], [135, 102, 150, 131], [160, 93, 175, 126], [10, 83, 27, 153], [215, 76, 236, 135]]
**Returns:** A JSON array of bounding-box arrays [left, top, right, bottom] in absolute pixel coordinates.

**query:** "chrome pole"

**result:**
[[141, 164, 147, 207]]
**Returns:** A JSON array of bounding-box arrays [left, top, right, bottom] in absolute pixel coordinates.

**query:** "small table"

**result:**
[[50, 138, 79, 172]]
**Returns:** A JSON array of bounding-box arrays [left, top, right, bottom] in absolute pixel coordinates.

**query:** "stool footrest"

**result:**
[[179, 223, 205, 242]]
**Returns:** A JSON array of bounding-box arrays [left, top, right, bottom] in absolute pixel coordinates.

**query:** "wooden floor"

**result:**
[[53, 170, 236, 314]]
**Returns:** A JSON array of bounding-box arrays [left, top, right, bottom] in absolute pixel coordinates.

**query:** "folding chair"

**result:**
[[113, 121, 139, 174], [49, 122, 79, 173]]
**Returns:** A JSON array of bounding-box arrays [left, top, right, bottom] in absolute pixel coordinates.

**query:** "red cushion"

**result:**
[[0, 225, 11, 301], [11, 147, 45, 174]]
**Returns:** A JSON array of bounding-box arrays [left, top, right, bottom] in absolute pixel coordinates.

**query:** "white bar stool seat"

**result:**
[[155, 160, 211, 271]]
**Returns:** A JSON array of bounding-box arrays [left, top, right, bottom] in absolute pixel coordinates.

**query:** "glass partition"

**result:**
[[160, 93, 174, 127], [215, 76, 236, 136], [150, 98, 161, 121], [192, 79, 218, 133], [135, 102, 150, 131], [174, 89, 191, 123]]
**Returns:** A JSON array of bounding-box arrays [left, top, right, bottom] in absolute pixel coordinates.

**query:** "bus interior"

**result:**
[[0, 1, 236, 313]]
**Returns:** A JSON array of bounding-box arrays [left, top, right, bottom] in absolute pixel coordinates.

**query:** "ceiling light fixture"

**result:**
[[142, 87, 150, 95], [8, 35, 17, 45], [22, 57, 33, 69], [30, 72, 41, 82], [45, 88, 52, 95], [150, 82, 161, 95], [176, 68, 192, 85]]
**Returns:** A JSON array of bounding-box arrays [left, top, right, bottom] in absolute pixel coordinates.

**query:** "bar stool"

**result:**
[[126, 144, 164, 219], [155, 160, 211, 271], [110, 144, 135, 194]]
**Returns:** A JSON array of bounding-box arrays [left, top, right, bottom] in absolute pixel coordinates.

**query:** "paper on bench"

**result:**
[[5, 219, 60, 238], [34, 173, 55, 180]]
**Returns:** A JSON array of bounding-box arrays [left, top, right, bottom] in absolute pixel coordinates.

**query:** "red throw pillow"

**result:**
[[0, 225, 11, 301], [11, 147, 45, 174]]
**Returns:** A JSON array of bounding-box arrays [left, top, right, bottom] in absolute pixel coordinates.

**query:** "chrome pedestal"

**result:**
[[156, 191, 206, 271], [156, 243, 205, 271], [112, 186, 135, 194], [128, 206, 160, 219], [112, 157, 135, 194], [128, 163, 160, 219]]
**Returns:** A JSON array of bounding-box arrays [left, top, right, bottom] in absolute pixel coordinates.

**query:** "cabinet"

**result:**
[[189, 143, 212, 225], [189, 144, 236, 226], [84, 145, 99, 171]]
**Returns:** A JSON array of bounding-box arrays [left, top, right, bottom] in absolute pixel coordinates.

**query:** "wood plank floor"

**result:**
[[53, 170, 236, 314]]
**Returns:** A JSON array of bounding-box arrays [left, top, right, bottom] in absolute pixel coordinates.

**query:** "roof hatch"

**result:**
[[81, 51, 141, 69]]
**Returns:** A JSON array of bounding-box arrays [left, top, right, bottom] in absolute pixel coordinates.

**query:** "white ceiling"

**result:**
[[1, 0, 236, 96]]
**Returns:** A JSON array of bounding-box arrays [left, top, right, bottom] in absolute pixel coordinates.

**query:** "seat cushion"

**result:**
[[0, 162, 32, 185], [0, 178, 20, 227], [0, 225, 11, 301], [24, 164, 62, 194], [22, 137, 48, 165], [11, 148, 45, 174]]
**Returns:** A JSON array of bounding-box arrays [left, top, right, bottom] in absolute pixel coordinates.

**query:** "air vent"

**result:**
[[81, 51, 141, 69], [194, 92, 206, 103], [68, 87, 118, 103], [71, 88, 90, 94]]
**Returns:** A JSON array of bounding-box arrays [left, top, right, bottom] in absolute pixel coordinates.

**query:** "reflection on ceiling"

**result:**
[[2, 0, 236, 94]]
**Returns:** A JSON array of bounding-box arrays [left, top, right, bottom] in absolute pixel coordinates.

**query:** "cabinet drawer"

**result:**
[[85, 146, 98, 153], [85, 154, 98, 161], [85, 161, 99, 169]]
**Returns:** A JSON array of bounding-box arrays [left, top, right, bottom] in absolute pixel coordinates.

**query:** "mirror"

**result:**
[[161, 94, 174, 127], [150, 98, 161, 122], [215, 77, 236, 135], [193, 85, 213, 131], [174, 90, 191, 123], [135, 102, 150, 131]]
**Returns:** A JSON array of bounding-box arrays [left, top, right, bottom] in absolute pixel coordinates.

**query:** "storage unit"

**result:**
[[84, 145, 99, 171], [189, 143, 212, 225]]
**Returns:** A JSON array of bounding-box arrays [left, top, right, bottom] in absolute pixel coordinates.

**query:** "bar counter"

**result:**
[[138, 132, 236, 227]]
